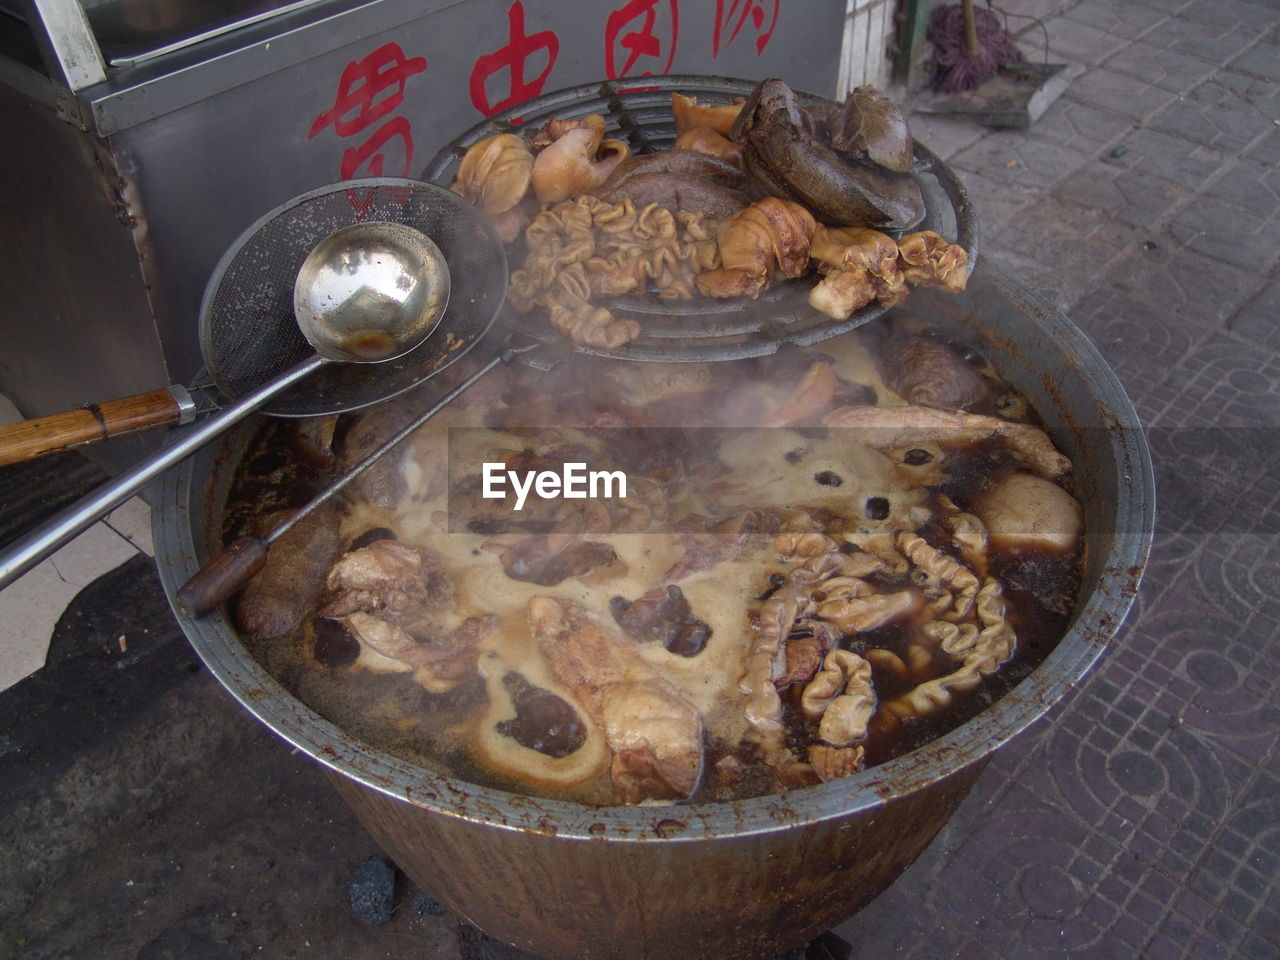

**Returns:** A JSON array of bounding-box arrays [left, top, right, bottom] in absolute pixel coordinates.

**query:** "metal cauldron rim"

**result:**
[[153, 262, 1155, 843]]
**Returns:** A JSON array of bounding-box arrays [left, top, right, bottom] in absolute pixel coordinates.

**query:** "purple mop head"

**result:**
[[927, 3, 1025, 93]]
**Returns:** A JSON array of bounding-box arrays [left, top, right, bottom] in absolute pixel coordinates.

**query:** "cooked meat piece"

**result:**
[[773, 620, 837, 690], [673, 125, 744, 167], [695, 197, 816, 299], [235, 506, 341, 640], [828, 86, 914, 173], [528, 596, 704, 803], [897, 231, 969, 293], [312, 617, 361, 668], [731, 78, 924, 229], [594, 171, 750, 220], [762, 360, 838, 427], [880, 335, 992, 411], [530, 115, 630, 204], [671, 93, 745, 136], [808, 266, 878, 319], [823, 404, 1071, 478], [490, 535, 618, 586], [320, 540, 451, 621], [609, 584, 712, 657], [600, 149, 751, 191], [344, 611, 495, 682], [496, 672, 589, 758], [451, 133, 534, 216], [662, 510, 781, 581], [338, 392, 424, 509], [808, 743, 865, 781]]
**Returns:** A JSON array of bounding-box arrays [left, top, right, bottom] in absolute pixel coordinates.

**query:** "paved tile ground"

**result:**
[[845, 1, 1280, 957], [2, 0, 1277, 957]]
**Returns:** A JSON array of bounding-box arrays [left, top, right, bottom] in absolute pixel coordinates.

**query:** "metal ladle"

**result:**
[[0, 222, 451, 591]]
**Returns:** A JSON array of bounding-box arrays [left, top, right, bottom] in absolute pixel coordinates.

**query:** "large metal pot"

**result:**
[[153, 262, 1154, 960]]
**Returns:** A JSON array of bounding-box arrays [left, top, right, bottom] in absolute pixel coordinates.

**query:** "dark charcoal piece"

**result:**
[[348, 856, 396, 926], [411, 891, 449, 916], [865, 497, 890, 520], [496, 673, 588, 758]]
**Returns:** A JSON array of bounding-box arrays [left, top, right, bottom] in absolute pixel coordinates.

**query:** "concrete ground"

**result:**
[[2, 0, 1278, 957]]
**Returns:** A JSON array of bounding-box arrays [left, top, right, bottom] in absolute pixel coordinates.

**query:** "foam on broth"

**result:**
[[226, 323, 1082, 804]]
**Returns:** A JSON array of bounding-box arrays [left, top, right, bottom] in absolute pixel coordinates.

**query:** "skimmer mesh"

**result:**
[[200, 179, 507, 417]]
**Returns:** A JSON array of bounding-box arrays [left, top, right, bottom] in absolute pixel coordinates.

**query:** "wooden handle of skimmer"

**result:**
[[175, 537, 270, 617], [0, 388, 195, 467]]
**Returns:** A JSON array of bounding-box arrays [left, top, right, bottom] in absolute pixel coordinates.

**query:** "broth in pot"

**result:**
[[222, 314, 1083, 806]]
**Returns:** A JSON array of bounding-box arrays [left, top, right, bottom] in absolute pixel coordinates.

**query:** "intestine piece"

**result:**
[[738, 550, 850, 749], [508, 196, 719, 347], [799, 649, 877, 747], [943, 505, 989, 577], [815, 589, 919, 633], [879, 577, 1017, 725], [897, 531, 980, 620], [823, 404, 1072, 479], [921, 619, 980, 657], [528, 596, 704, 803]]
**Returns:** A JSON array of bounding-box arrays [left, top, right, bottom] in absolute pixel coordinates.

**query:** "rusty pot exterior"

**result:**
[[153, 263, 1154, 960], [328, 759, 986, 960]]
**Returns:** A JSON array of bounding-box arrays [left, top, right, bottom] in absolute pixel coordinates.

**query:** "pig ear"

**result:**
[[531, 122, 630, 204], [671, 92, 744, 137]]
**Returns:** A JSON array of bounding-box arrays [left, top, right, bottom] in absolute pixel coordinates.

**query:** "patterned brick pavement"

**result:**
[[843, 0, 1280, 956]]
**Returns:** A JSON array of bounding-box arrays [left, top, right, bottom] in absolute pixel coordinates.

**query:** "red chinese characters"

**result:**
[[469, 2, 560, 118], [309, 43, 428, 211], [605, 0, 679, 79], [713, 0, 780, 57]]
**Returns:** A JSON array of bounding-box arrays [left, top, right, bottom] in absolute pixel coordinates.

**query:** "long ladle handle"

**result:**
[[0, 387, 200, 467], [0, 354, 330, 592], [175, 347, 534, 618]]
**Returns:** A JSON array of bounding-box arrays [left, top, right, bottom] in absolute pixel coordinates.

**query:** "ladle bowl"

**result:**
[[296, 221, 450, 363]]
